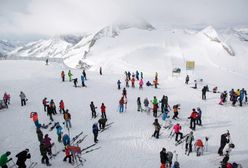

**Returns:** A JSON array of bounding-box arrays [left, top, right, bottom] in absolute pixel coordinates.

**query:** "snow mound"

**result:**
[[0, 40, 16, 56]]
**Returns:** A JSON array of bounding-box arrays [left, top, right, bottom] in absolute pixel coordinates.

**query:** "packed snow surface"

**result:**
[[0, 60, 248, 168]]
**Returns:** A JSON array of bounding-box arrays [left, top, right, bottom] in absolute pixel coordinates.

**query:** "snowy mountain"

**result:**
[[0, 40, 16, 56]]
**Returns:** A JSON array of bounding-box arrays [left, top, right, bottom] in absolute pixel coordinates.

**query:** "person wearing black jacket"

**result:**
[[218, 132, 230, 156], [36, 128, 43, 143], [90, 102, 97, 118], [98, 117, 107, 130], [40, 142, 51, 166], [160, 148, 167, 165], [16, 149, 31, 168], [202, 86, 208, 100]]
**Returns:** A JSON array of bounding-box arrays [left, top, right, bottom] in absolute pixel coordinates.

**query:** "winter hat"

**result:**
[[6, 151, 11, 155], [162, 148, 166, 152], [25, 149, 29, 152]]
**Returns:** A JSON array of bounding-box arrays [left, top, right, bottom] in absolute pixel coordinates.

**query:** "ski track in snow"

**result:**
[[0, 60, 248, 168]]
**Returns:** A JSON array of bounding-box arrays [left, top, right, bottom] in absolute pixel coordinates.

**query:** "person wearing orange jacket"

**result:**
[[59, 100, 65, 114], [101, 103, 107, 119], [188, 108, 198, 130], [30, 112, 41, 129]]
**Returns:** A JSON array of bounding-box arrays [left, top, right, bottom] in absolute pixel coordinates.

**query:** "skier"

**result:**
[[152, 96, 159, 117], [55, 123, 63, 143], [68, 70, 73, 82], [64, 109, 72, 129], [136, 70, 139, 80], [152, 119, 161, 139], [185, 131, 194, 156], [39, 142, 51, 166], [61, 71, 65, 82], [196, 107, 202, 126], [153, 79, 158, 89], [117, 80, 121, 90], [188, 108, 198, 130], [49, 99, 57, 115], [43, 134, 52, 155], [19, 91, 27, 106], [122, 88, 127, 98], [139, 79, 143, 89], [192, 80, 197, 89], [131, 77, 135, 88], [47, 105, 54, 122], [73, 78, 78, 87], [92, 123, 99, 143], [218, 131, 230, 156], [90, 101, 97, 118], [125, 77, 129, 88], [173, 123, 183, 142], [143, 97, 150, 112], [185, 75, 189, 84], [160, 148, 167, 168], [100, 67, 102, 75], [160, 95, 168, 113], [98, 116, 107, 130], [100, 103, 107, 119], [59, 100, 65, 114], [195, 139, 204, 156], [82, 70, 87, 80], [36, 128, 43, 143], [42, 97, 49, 112], [137, 97, 142, 112], [119, 96, 125, 113], [155, 72, 158, 81], [63, 146, 72, 164], [166, 151, 173, 168], [3, 92, 10, 108], [140, 72, 143, 79], [80, 73, 86, 87], [62, 134, 70, 146], [30, 112, 41, 129], [16, 149, 31, 168], [172, 104, 180, 120], [239, 88, 245, 106], [127, 71, 131, 80], [0, 151, 12, 168], [202, 86, 207, 100]]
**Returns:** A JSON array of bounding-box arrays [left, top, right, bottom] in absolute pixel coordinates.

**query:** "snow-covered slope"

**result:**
[[0, 40, 16, 56], [0, 60, 248, 168]]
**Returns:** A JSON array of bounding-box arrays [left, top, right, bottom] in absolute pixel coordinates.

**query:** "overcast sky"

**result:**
[[0, 0, 248, 40]]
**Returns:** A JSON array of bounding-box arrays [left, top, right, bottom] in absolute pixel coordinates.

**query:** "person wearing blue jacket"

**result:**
[[81, 74, 86, 87], [62, 134, 70, 146], [239, 88, 245, 106], [92, 123, 99, 143], [56, 123, 63, 143]]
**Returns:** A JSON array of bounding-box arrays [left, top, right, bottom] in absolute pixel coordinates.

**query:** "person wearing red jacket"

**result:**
[[101, 103, 107, 119], [195, 139, 204, 156], [188, 108, 198, 130], [59, 100, 65, 114], [131, 77, 135, 88], [173, 123, 183, 142], [63, 146, 72, 163], [30, 112, 41, 129], [61, 71, 65, 82]]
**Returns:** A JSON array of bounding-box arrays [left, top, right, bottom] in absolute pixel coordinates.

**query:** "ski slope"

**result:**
[[0, 60, 248, 168]]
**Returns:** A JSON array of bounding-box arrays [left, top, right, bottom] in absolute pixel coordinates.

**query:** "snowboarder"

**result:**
[[64, 109, 72, 129], [90, 102, 97, 118], [82, 70, 87, 80], [195, 139, 204, 156], [81, 73, 86, 87], [100, 67, 102, 75], [202, 86, 207, 100], [36, 128, 43, 143], [185, 75, 189, 84], [59, 100, 65, 114], [160, 148, 167, 168], [73, 78, 78, 87], [43, 134, 52, 155], [100, 103, 107, 119], [63, 146, 72, 164], [0, 151, 12, 168], [62, 134, 70, 146], [92, 123, 99, 143], [42, 97, 49, 112], [119, 96, 125, 113], [172, 104, 180, 120], [98, 116, 107, 130], [137, 97, 142, 112], [143, 98, 150, 112], [196, 107, 202, 126], [139, 79, 143, 89], [218, 131, 230, 156], [122, 88, 127, 98], [56, 123, 63, 143], [152, 96, 159, 117], [19, 91, 27, 106], [61, 71, 65, 82], [68, 70, 73, 82], [40, 142, 51, 166], [173, 123, 183, 142], [188, 108, 198, 130], [152, 119, 161, 139], [117, 80, 121, 90], [16, 149, 31, 168], [185, 131, 194, 155]]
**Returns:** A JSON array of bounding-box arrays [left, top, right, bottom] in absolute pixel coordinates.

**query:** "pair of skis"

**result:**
[[100, 122, 114, 133], [175, 133, 190, 146]]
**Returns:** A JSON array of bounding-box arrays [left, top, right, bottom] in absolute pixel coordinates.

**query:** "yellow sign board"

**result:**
[[186, 61, 195, 70]]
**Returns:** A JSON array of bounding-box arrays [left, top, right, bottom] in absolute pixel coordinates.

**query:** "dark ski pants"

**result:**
[[92, 110, 96, 118], [59, 108, 65, 114], [2, 165, 8, 168], [202, 93, 206, 100], [175, 132, 183, 142], [82, 82, 85, 87], [118, 84, 121, 90], [172, 112, 179, 119], [63, 155, 72, 163], [94, 133, 98, 143], [58, 133, 62, 143], [196, 118, 202, 125], [49, 114, 54, 122], [99, 123, 105, 129], [153, 110, 157, 118], [101, 112, 107, 119], [43, 105, 48, 112], [62, 76, 65, 82], [21, 99, 26, 106], [153, 130, 159, 139], [218, 144, 226, 156], [41, 154, 49, 165], [190, 119, 196, 130], [185, 143, 193, 155]]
